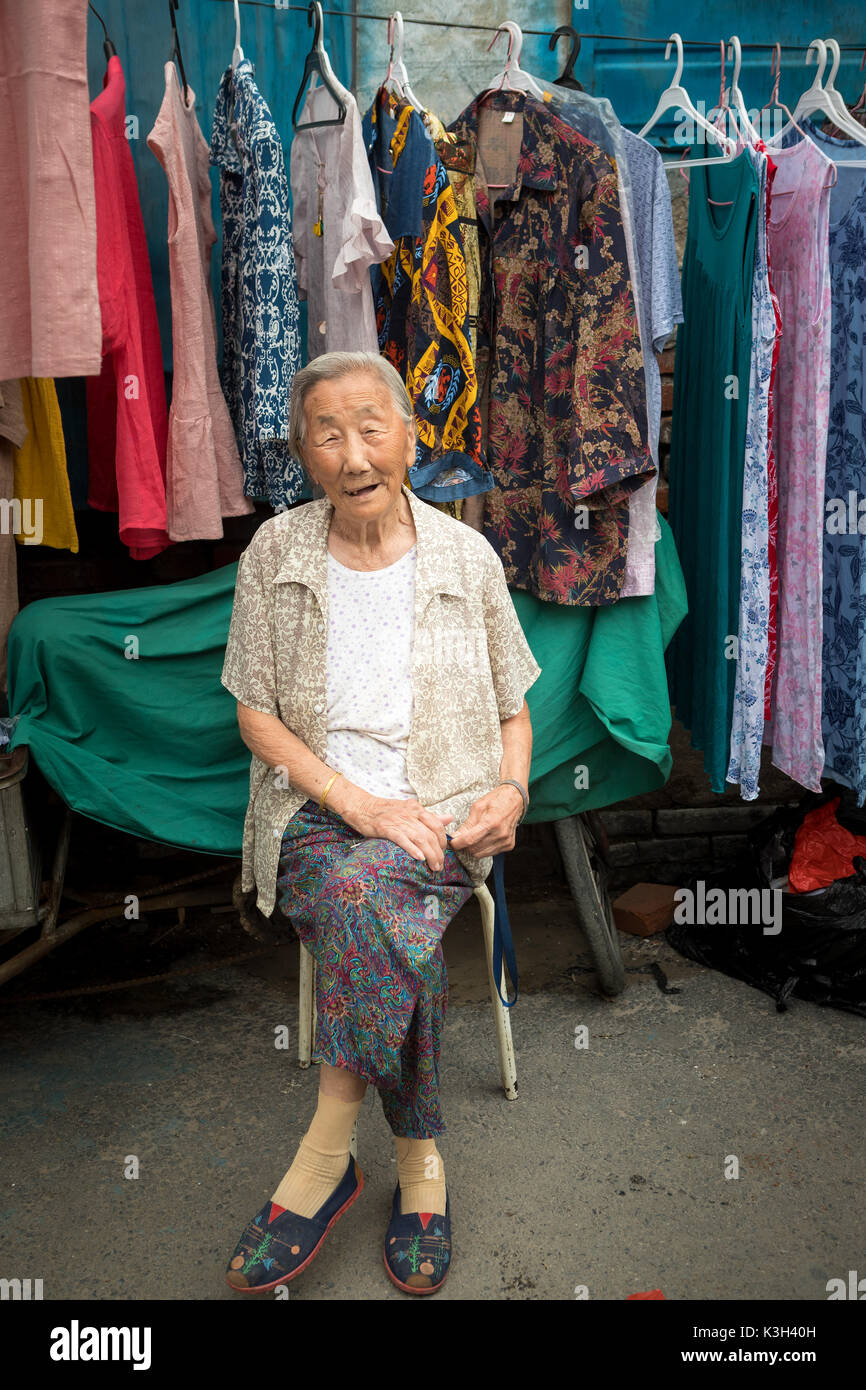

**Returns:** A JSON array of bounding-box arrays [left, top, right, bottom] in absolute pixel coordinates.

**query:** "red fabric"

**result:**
[[788, 797, 866, 893], [87, 57, 170, 560], [761, 148, 782, 720]]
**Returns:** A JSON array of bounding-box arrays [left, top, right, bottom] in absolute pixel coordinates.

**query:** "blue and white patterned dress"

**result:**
[[727, 144, 777, 798], [210, 61, 305, 509], [799, 121, 866, 800]]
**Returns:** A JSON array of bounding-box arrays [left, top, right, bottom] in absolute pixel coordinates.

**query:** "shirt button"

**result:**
[[317, 622, 324, 633], [313, 702, 323, 714]]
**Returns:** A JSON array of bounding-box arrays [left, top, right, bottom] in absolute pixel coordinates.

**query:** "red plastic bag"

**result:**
[[788, 798, 866, 894]]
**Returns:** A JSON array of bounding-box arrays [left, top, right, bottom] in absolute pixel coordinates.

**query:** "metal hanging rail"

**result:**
[[207, 2, 866, 52]]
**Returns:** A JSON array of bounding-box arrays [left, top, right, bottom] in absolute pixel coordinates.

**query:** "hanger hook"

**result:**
[[665, 33, 684, 90], [309, 1, 325, 53], [232, 0, 244, 66], [505, 21, 522, 67], [88, 2, 116, 59], [168, 0, 190, 105], [487, 20, 521, 69], [548, 26, 581, 82], [725, 35, 742, 92], [389, 11, 404, 66], [806, 38, 827, 84], [825, 37, 841, 87], [770, 42, 782, 108]]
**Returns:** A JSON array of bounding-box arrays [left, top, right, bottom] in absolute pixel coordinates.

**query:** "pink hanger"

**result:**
[[763, 45, 838, 193], [680, 42, 737, 205]]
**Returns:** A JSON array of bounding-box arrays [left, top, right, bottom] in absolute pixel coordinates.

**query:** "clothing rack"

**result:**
[[207, 2, 866, 53]]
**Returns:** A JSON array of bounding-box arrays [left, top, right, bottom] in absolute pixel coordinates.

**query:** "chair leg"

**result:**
[[475, 884, 518, 1101], [298, 942, 314, 1068]]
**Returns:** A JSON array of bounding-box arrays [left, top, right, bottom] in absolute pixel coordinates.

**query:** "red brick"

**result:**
[[612, 882, 680, 937]]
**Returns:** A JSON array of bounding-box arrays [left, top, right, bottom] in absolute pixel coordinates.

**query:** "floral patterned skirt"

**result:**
[[276, 800, 475, 1137]]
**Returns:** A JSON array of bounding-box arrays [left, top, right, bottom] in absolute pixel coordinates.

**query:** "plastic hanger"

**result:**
[[688, 43, 738, 201], [481, 22, 546, 101], [639, 33, 737, 166], [723, 36, 761, 144], [754, 43, 813, 145], [292, 2, 348, 130], [88, 2, 116, 60], [758, 44, 843, 186], [168, 0, 191, 108], [382, 12, 422, 112], [822, 37, 866, 143], [231, 0, 244, 69], [767, 40, 839, 144], [549, 25, 583, 91]]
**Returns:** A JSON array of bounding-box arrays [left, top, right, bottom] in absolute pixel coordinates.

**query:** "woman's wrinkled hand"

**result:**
[[447, 785, 524, 857], [345, 794, 454, 872]]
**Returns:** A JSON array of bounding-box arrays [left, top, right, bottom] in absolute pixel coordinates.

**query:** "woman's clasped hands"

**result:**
[[346, 783, 525, 871]]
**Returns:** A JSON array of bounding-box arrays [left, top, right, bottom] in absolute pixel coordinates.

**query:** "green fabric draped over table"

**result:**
[[7, 517, 686, 855]]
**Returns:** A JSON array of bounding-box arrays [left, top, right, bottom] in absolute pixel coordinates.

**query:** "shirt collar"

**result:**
[[210, 64, 254, 173], [363, 87, 425, 235], [272, 485, 465, 608], [451, 88, 560, 198]]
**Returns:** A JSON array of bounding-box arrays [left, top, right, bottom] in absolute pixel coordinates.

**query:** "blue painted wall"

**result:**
[[570, 2, 866, 143]]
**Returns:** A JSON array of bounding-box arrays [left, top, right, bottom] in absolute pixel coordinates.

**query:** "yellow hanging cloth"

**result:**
[[13, 378, 79, 552]]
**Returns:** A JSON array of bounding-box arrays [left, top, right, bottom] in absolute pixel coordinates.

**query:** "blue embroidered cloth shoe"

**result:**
[[225, 1155, 363, 1292], [383, 1184, 451, 1294]]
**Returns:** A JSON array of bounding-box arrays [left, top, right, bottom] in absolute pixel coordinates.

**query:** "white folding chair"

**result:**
[[297, 881, 517, 1101]]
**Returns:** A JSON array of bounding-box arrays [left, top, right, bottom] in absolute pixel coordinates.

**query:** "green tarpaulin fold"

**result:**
[[8, 516, 686, 854]]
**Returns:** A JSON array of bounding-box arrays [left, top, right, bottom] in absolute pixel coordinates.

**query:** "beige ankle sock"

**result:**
[[270, 1092, 362, 1219], [395, 1137, 447, 1217]]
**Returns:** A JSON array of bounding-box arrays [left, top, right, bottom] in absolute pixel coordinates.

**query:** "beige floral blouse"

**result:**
[[221, 484, 541, 915]]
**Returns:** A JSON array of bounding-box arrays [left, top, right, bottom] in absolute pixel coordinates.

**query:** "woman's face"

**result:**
[[300, 372, 415, 523]]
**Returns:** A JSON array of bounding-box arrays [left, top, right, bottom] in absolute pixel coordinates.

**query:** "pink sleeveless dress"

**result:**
[[765, 136, 833, 790]]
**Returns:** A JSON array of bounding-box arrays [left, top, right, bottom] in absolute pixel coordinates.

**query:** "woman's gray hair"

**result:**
[[289, 351, 413, 461]]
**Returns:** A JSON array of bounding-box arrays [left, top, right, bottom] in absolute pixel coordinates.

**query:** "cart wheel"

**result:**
[[554, 814, 626, 997]]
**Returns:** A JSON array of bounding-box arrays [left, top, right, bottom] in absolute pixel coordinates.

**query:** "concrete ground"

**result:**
[[1, 875, 863, 1302]]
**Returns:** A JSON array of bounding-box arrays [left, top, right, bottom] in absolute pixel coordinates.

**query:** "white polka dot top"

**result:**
[[325, 545, 417, 800]]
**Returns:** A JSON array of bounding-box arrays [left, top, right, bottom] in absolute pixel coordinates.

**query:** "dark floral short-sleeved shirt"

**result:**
[[448, 90, 654, 606]]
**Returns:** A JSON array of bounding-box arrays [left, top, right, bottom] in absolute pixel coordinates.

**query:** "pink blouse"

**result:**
[[0, 0, 101, 378], [147, 63, 253, 541]]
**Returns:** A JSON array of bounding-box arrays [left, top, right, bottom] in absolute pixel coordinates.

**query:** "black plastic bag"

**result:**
[[665, 793, 866, 1016]]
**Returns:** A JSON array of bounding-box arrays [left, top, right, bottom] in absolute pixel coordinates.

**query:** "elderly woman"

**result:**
[[221, 351, 540, 1295]]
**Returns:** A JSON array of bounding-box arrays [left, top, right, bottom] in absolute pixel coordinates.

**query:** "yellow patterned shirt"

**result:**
[[422, 108, 481, 362], [362, 88, 492, 507]]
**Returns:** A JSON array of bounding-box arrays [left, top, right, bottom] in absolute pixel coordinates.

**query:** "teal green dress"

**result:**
[[667, 146, 759, 792]]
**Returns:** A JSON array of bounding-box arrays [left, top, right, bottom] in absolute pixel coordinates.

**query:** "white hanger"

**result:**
[[382, 13, 422, 111], [231, 0, 244, 69], [823, 37, 866, 144], [723, 37, 761, 144], [767, 40, 837, 143], [639, 33, 737, 166], [483, 21, 546, 101], [311, 0, 352, 105]]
